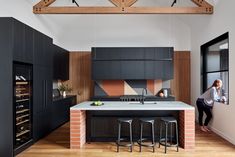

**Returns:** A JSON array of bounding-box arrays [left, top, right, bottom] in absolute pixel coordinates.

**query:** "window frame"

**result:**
[[201, 32, 229, 103]]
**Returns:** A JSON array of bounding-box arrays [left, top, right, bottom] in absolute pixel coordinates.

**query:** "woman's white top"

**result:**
[[199, 87, 221, 107]]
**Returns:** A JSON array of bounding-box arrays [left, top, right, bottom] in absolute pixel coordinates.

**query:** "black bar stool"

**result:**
[[159, 117, 179, 153], [116, 118, 133, 152], [137, 118, 156, 152]]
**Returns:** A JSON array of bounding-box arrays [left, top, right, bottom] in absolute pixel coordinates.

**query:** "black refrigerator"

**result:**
[[13, 62, 33, 154]]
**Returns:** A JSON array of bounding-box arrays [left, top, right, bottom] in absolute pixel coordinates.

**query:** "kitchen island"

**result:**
[[70, 101, 195, 150]]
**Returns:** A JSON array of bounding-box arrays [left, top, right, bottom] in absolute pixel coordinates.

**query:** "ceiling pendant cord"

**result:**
[[171, 0, 177, 7], [72, 0, 79, 7]]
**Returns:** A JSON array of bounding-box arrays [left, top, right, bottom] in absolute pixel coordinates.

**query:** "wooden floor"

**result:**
[[18, 123, 235, 157]]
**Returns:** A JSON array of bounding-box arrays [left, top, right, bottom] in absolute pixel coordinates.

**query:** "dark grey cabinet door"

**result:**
[[53, 45, 69, 80], [121, 61, 145, 79], [33, 66, 45, 114], [33, 30, 53, 66], [92, 48, 121, 60], [0, 18, 13, 157], [155, 47, 173, 60], [162, 61, 173, 79], [33, 30, 44, 65], [145, 61, 155, 79], [33, 65, 52, 141], [43, 35, 53, 67], [120, 48, 145, 60], [13, 20, 24, 62], [13, 20, 34, 63], [24, 25, 34, 63], [92, 61, 121, 79], [145, 48, 155, 60]]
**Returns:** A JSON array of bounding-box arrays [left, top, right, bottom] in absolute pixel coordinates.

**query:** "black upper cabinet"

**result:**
[[155, 47, 173, 60], [92, 47, 174, 80], [92, 48, 121, 60], [92, 61, 121, 79], [0, 18, 13, 157], [33, 30, 53, 67], [121, 61, 145, 79], [53, 45, 69, 80], [120, 48, 145, 60], [13, 20, 34, 63]]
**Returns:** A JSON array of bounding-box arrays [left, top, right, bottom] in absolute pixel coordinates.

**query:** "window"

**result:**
[[201, 32, 229, 103]]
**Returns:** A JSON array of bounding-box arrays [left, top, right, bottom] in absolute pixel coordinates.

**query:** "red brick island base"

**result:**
[[70, 109, 195, 150]]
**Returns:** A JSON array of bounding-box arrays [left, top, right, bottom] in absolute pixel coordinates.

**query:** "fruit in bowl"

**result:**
[[93, 100, 103, 106]]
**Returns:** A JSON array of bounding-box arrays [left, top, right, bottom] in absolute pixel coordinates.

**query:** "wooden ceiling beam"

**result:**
[[33, 6, 212, 14], [125, 0, 138, 7], [34, 0, 56, 8], [191, 0, 213, 7], [109, 0, 122, 7], [33, 0, 213, 14]]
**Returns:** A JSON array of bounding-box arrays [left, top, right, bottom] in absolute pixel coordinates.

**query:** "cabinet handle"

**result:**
[[44, 80, 46, 109], [45, 80, 47, 108]]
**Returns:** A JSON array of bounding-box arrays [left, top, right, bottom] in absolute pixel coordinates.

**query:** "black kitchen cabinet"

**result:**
[[162, 61, 173, 79], [13, 20, 24, 62], [121, 61, 145, 79], [155, 47, 173, 60], [92, 47, 121, 60], [0, 18, 14, 157], [33, 30, 53, 67], [51, 96, 76, 130], [120, 48, 145, 60], [53, 45, 69, 80], [33, 65, 53, 141], [12, 20, 34, 63], [91, 47, 174, 80], [92, 61, 121, 79]]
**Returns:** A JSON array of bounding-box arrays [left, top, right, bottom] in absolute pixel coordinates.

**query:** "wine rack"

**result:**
[[14, 63, 33, 152]]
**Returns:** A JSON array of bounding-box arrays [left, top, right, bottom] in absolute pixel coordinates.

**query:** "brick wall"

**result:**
[[179, 110, 195, 150], [70, 110, 86, 149]]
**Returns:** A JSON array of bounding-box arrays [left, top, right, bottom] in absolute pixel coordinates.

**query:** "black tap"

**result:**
[[141, 88, 147, 104]]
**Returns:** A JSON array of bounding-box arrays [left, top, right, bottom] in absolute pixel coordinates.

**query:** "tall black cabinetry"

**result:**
[[0, 18, 14, 157], [33, 30, 53, 141], [0, 17, 64, 157]]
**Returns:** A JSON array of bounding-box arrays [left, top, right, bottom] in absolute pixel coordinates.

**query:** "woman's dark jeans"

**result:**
[[196, 98, 212, 126]]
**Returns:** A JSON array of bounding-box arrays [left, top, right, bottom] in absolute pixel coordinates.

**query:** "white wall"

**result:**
[[55, 14, 191, 51], [188, 0, 235, 144]]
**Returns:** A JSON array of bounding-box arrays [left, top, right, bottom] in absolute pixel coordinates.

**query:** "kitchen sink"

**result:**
[[128, 101, 157, 104]]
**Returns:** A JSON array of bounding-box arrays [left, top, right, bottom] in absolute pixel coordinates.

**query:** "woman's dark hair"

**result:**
[[207, 79, 222, 91]]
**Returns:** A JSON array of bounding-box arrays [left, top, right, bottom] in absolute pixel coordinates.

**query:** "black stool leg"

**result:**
[[176, 122, 179, 152], [170, 123, 173, 145], [140, 122, 143, 152], [159, 122, 162, 148], [117, 122, 121, 152], [165, 122, 168, 154], [129, 122, 133, 152], [151, 122, 155, 153]]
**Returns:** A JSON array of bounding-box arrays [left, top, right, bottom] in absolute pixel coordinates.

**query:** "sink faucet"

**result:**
[[141, 88, 147, 104]]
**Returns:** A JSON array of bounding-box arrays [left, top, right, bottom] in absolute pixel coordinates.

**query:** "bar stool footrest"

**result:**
[[137, 138, 156, 147]]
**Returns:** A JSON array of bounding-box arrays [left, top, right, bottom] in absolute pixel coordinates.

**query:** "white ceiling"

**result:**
[[29, 0, 218, 51]]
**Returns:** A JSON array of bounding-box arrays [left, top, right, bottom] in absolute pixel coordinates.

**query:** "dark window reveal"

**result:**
[[201, 32, 229, 103]]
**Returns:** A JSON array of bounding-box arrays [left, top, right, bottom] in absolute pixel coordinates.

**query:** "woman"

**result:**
[[196, 79, 225, 132]]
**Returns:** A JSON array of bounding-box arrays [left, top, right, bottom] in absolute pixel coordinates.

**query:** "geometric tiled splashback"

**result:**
[[94, 80, 170, 96]]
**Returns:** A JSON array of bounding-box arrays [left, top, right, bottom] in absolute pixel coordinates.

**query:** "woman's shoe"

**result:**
[[200, 126, 207, 132], [204, 126, 211, 132]]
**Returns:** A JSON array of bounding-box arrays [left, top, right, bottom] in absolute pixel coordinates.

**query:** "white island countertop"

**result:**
[[70, 101, 194, 111]]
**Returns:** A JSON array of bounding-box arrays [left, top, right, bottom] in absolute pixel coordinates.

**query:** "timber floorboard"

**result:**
[[18, 123, 235, 157]]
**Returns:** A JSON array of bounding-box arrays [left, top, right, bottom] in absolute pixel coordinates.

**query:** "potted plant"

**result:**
[[58, 83, 72, 97]]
